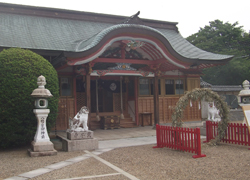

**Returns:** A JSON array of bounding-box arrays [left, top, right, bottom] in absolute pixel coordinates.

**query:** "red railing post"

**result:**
[[153, 124, 162, 148], [248, 124, 250, 150], [203, 121, 210, 143], [192, 128, 206, 158], [153, 125, 206, 158]]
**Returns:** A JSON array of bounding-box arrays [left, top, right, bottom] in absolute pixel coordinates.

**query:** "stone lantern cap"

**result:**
[[238, 80, 250, 97], [31, 75, 53, 98]]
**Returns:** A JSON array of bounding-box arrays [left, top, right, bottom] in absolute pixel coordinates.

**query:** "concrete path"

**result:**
[[55, 125, 157, 141], [99, 136, 157, 149]]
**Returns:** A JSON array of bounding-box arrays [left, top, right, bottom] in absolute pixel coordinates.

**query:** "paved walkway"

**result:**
[[55, 125, 157, 141], [5, 124, 205, 180]]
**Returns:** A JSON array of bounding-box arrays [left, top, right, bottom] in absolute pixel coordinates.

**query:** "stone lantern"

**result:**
[[28, 75, 57, 157], [238, 80, 250, 105], [238, 80, 250, 131]]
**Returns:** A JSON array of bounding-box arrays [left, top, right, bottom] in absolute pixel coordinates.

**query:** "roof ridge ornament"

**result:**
[[123, 11, 141, 24]]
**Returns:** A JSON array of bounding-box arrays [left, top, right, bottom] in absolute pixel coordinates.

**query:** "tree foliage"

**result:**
[[187, 20, 250, 85], [0, 48, 59, 148]]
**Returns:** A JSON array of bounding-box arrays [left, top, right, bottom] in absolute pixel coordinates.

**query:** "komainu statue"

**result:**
[[68, 106, 89, 132], [207, 102, 221, 122]]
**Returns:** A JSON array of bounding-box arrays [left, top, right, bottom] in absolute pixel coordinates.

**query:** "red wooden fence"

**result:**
[[153, 124, 206, 158], [204, 121, 250, 148]]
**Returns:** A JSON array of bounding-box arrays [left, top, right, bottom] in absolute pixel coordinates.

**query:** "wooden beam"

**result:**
[[73, 76, 77, 115], [86, 74, 91, 129], [120, 76, 124, 119], [95, 78, 100, 121], [154, 76, 160, 125], [135, 77, 139, 126], [93, 58, 166, 65]]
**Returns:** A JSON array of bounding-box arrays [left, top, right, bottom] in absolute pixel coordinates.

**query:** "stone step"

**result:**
[[120, 117, 133, 122]]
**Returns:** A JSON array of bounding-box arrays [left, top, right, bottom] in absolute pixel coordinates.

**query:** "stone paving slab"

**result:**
[[45, 161, 75, 170], [18, 168, 54, 178], [58, 173, 124, 180], [99, 136, 157, 149], [65, 155, 90, 163], [94, 148, 114, 152]]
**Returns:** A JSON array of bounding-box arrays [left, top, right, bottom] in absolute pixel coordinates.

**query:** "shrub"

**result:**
[[0, 48, 59, 148]]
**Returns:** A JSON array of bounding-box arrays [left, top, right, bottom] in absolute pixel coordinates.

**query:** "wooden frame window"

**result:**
[[165, 79, 185, 95], [139, 78, 150, 95], [175, 79, 184, 94], [139, 78, 161, 96], [165, 79, 175, 95], [59, 77, 73, 96]]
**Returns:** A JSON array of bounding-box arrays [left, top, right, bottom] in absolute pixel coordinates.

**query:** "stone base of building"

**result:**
[[28, 141, 57, 157], [61, 137, 98, 152]]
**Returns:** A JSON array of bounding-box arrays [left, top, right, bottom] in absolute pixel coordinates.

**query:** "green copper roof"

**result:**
[[0, 12, 233, 61], [0, 13, 112, 51]]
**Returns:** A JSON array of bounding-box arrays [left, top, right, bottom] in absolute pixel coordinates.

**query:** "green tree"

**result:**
[[186, 20, 250, 85], [0, 48, 59, 148]]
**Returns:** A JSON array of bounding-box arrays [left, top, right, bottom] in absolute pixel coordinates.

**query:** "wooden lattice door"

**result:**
[[55, 98, 75, 130]]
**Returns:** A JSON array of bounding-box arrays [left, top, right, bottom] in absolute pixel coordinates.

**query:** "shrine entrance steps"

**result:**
[[120, 117, 137, 128], [89, 113, 137, 130]]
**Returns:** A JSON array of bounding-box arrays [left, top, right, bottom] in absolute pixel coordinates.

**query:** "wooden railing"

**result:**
[[204, 121, 250, 148], [153, 124, 206, 158]]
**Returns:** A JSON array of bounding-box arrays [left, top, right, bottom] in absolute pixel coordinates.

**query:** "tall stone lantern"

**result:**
[[28, 75, 57, 157], [238, 80, 250, 132]]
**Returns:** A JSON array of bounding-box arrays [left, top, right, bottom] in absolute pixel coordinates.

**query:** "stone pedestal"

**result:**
[[28, 141, 57, 157], [28, 109, 57, 157], [61, 131, 98, 152], [67, 130, 94, 140]]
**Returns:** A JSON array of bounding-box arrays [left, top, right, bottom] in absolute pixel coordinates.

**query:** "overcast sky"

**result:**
[[1, 0, 249, 38]]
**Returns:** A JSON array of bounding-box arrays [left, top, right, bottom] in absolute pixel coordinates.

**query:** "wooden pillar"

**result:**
[[86, 74, 91, 128], [120, 76, 124, 119], [135, 77, 139, 126], [95, 78, 100, 121], [73, 76, 77, 115], [154, 75, 159, 125]]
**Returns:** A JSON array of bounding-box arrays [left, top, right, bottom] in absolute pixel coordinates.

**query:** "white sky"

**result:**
[[1, 0, 249, 38]]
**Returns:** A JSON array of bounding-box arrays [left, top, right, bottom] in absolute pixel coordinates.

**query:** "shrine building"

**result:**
[[0, 3, 233, 130]]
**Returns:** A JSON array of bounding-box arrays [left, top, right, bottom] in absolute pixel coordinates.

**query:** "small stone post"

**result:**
[[28, 75, 57, 157]]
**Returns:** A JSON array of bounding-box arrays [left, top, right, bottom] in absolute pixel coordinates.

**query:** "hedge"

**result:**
[[0, 48, 59, 148]]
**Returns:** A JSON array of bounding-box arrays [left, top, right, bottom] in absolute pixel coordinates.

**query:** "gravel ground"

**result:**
[[0, 146, 86, 179], [99, 142, 250, 180], [1, 139, 250, 180], [33, 158, 129, 180]]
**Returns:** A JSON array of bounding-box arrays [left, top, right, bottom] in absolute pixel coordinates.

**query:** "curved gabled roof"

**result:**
[[73, 24, 232, 62], [66, 24, 233, 68]]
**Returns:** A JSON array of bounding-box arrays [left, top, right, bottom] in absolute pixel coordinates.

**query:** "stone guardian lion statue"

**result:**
[[68, 106, 89, 131]]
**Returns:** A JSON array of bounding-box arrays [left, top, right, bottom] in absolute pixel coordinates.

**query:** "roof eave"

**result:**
[[64, 25, 234, 66]]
